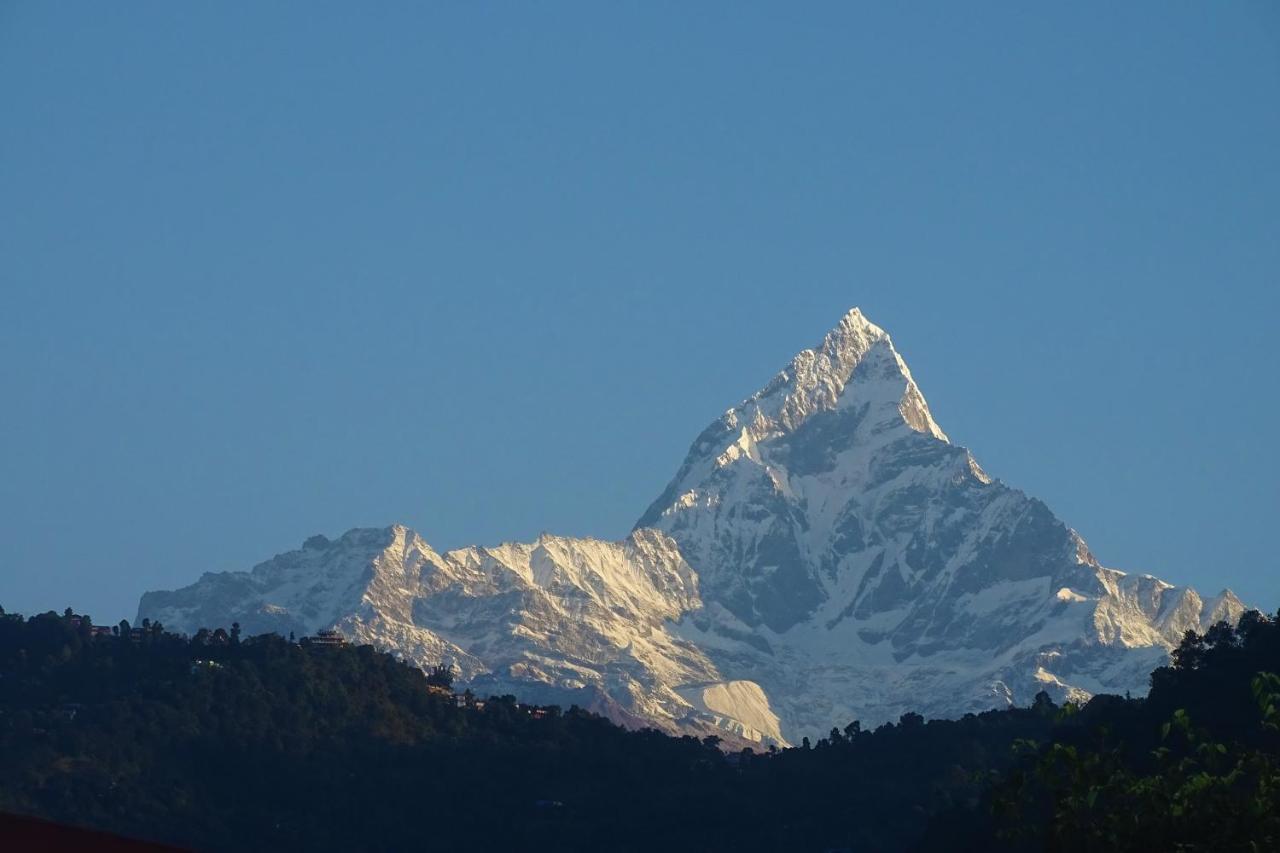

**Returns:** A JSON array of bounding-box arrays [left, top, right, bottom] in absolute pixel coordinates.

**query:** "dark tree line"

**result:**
[[0, 603, 1277, 851], [987, 611, 1280, 851]]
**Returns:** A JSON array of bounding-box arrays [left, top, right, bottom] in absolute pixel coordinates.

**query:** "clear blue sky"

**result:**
[[2, 2, 1277, 623]]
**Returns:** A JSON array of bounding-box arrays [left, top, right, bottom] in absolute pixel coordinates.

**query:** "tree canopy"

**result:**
[[1, 605, 1276, 851]]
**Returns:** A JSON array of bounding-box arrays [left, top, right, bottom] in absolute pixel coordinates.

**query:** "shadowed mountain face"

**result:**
[[140, 309, 1245, 742]]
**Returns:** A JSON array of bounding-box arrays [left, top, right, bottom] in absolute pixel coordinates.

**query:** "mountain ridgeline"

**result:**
[[139, 309, 1245, 742]]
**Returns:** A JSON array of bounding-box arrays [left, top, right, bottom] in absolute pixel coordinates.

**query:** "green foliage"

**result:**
[[993, 614, 1280, 852], [1253, 672, 1280, 732]]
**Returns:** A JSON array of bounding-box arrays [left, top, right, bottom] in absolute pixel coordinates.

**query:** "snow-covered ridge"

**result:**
[[139, 525, 786, 745], [139, 307, 1248, 742]]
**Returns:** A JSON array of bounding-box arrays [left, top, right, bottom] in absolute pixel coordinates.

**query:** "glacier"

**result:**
[[139, 307, 1246, 743]]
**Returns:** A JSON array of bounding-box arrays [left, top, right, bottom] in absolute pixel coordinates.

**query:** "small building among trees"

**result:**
[[306, 629, 347, 648]]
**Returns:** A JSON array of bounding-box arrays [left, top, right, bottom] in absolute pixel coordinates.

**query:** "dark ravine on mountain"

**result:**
[[138, 308, 1246, 743]]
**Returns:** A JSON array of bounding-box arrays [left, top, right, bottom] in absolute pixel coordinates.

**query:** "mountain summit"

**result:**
[[139, 308, 1245, 741], [636, 308, 1245, 735], [637, 307, 953, 632]]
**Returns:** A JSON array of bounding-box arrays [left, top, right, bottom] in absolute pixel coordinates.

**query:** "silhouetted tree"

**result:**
[[425, 664, 454, 689], [1031, 690, 1056, 716], [0, 602, 1271, 853]]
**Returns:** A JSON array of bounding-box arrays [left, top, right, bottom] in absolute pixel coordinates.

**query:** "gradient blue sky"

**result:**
[[2, 2, 1277, 623]]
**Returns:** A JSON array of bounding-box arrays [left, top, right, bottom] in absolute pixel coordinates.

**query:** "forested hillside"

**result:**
[[1, 606, 1276, 851]]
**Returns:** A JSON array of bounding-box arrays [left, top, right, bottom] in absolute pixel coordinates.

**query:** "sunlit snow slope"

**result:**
[[139, 526, 785, 744]]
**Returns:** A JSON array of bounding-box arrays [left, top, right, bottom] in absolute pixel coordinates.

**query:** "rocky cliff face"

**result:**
[[139, 308, 1246, 742]]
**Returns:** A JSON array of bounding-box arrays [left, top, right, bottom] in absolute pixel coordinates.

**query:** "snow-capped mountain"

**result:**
[[636, 308, 1245, 737], [138, 308, 1246, 743]]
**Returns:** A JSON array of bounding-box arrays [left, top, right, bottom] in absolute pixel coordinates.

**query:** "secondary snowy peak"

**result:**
[[138, 526, 410, 639], [634, 307, 1247, 738], [138, 526, 786, 746]]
